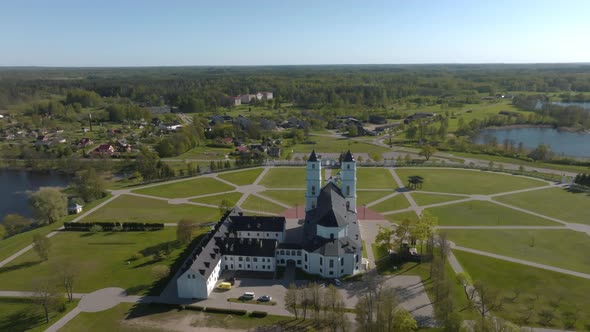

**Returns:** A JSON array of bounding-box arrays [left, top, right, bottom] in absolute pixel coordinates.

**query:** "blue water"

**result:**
[[475, 127, 590, 158], [0, 170, 70, 221], [535, 100, 590, 111]]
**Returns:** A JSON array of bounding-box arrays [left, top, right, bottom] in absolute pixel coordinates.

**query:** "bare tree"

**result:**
[[309, 282, 323, 322], [32, 278, 61, 323], [470, 281, 505, 325], [285, 283, 299, 319], [33, 234, 51, 261], [54, 261, 77, 302]]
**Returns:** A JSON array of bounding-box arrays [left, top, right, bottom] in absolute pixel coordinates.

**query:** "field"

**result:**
[[259, 167, 306, 188], [357, 191, 394, 206], [82, 195, 220, 224], [410, 193, 466, 206], [370, 194, 411, 213], [494, 187, 590, 225], [217, 167, 264, 186], [0, 297, 79, 332], [394, 168, 547, 195], [289, 135, 390, 156], [260, 190, 305, 207], [454, 250, 590, 330], [426, 201, 559, 226], [385, 211, 420, 224], [133, 177, 234, 198], [447, 229, 590, 274], [241, 195, 285, 214], [0, 228, 186, 294], [190, 192, 243, 207], [168, 146, 233, 160], [356, 167, 397, 189]]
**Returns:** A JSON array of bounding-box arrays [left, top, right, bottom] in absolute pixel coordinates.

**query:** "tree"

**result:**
[[419, 144, 437, 161], [90, 224, 103, 233], [32, 278, 61, 323], [0, 224, 5, 240], [393, 219, 413, 254], [218, 199, 232, 217], [176, 218, 195, 245], [29, 187, 67, 224], [347, 124, 359, 137], [54, 261, 78, 302], [2, 214, 32, 236], [528, 143, 552, 161], [72, 168, 106, 202], [152, 265, 170, 279], [375, 225, 394, 253], [285, 283, 299, 319], [470, 281, 505, 326], [33, 234, 51, 261], [413, 211, 438, 255]]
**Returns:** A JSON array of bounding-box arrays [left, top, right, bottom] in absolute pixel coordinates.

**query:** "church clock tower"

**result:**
[[340, 150, 357, 212], [305, 150, 322, 212]]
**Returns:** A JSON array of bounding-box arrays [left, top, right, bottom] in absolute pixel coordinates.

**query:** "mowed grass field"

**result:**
[[394, 168, 547, 195], [455, 250, 590, 330], [82, 195, 220, 224], [133, 177, 234, 198], [0, 297, 79, 332], [426, 201, 559, 226], [356, 168, 397, 189], [260, 190, 305, 207], [190, 192, 243, 207], [410, 193, 467, 206], [447, 229, 590, 274], [494, 187, 590, 225], [217, 167, 264, 186], [289, 135, 390, 156], [357, 191, 394, 206], [370, 194, 411, 213], [0, 228, 186, 294], [259, 167, 306, 188], [241, 195, 285, 214], [385, 211, 420, 224]]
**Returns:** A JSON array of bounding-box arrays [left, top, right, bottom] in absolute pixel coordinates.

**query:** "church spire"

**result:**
[[343, 150, 354, 162], [308, 150, 318, 162]]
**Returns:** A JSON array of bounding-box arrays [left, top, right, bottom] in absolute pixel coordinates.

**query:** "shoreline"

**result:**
[[479, 124, 590, 133]]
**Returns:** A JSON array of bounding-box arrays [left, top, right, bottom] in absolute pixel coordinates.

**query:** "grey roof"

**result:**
[[215, 237, 278, 257], [229, 216, 285, 233], [343, 150, 354, 162], [305, 182, 353, 228]]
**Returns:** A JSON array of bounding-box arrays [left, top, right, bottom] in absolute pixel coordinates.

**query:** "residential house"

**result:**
[[94, 144, 115, 155]]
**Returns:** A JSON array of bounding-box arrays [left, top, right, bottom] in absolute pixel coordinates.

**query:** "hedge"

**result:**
[[204, 307, 247, 315], [250, 311, 268, 318], [63, 222, 164, 232]]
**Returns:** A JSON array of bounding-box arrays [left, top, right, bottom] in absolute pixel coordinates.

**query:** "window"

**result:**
[[291, 250, 296, 256], [238, 257, 243, 262], [266, 233, 269, 237], [320, 268, 323, 273], [257, 232, 260, 237], [347, 164, 350, 169], [304, 254, 308, 262], [224, 257, 227, 260], [329, 259, 334, 268], [248, 232, 250, 236], [311, 186, 316, 195], [346, 201, 350, 210], [297, 260, 301, 265], [320, 257, 323, 265], [305, 265, 308, 270], [340, 257, 344, 266], [253, 258, 258, 262], [297, 251, 301, 256], [246, 257, 250, 262], [280, 259, 285, 264], [341, 269, 344, 274], [329, 271, 333, 275], [346, 186, 350, 195], [356, 255, 359, 263], [239, 264, 242, 268], [312, 200, 316, 209], [247, 264, 250, 268], [330, 233, 334, 240], [312, 164, 315, 169]]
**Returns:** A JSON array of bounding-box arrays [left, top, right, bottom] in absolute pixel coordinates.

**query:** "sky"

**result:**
[[1, 0, 589, 66]]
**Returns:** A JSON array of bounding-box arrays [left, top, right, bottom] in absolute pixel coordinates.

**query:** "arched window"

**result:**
[[312, 164, 315, 169], [346, 186, 350, 195], [311, 186, 316, 195], [347, 164, 350, 169]]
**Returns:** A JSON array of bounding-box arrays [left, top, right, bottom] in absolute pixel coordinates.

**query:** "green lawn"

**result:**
[[356, 168, 397, 189], [411, 193, 467, 206], [394, 168, 546, 195], [60, 302, 296, 332], [82, 195, 220, 224], [133, 177, 234, 198], [0, 195, 113, 262], [371, 243, 389, 260], [385, 211, 420, 224], [455, 250, 590, 329], [494, 187, 590, 225], [0, 297, 79, 332], [170, 146, 233, 160], [241, 195, 285, 214], [0, 228, 184, 295], [447, 229, 590, 274], [259, 167, 306, 188], [426, 201, 559, 226], [289, 135, 390, 156], [370, 194, 411, 213], [259, 190, 305, 207], [357, 190, 395, 207], [217, 167, 264, 186], [190, 192, 243, 207]]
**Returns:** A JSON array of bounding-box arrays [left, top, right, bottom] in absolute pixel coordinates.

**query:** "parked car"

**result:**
[[258, 295, 272, 302], [240, 292, 255, 300], [225, 277, 236, 285], [217, 282, 232, 290], [333, 278, 342, 286]]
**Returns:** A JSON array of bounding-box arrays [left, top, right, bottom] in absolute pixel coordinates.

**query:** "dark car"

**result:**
[[225, 277, 236, 285], [257, 295, 272, 302]]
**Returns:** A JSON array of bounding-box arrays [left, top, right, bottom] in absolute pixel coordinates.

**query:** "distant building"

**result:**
[[147, 106, 171, 114], [404, 112, 436, 124], [227, 96, 241, 106], [68, 203, 83, 215], [261, 91, 274, 100], [94, 144, 115, 155], [240, 94, 257, 104]]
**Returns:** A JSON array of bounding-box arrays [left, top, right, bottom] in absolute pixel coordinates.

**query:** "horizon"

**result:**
[[2, 0, 590, 67]]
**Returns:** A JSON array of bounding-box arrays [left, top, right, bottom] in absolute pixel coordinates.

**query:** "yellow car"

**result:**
[[217, 282, 232, 290]]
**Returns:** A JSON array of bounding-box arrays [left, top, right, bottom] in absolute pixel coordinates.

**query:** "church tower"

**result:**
[[305, 150, 322, 212], [340, 150, 357, 212]]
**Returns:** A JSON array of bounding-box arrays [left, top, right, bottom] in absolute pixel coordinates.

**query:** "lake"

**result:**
[[0, 170, 70, 221], [474, 127, 590, 158], [535, 100, 590, 111]]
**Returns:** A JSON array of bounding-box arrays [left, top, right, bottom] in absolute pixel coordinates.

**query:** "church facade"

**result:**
[[177, 151, 363, 299]]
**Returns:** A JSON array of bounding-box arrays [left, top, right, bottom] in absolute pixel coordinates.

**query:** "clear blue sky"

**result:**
[[1, 0, 589, 66]]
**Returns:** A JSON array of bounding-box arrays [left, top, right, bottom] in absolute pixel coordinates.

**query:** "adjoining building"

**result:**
[[177, 150, 362, 299]]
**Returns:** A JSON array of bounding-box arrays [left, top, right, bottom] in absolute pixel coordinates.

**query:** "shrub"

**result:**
[[90, 224, 103, 233], [129, 252, 143, 261], [203, 307, 247, 315], [184, 304, 204, 311], [250, 311, 267, 318], [151, 265, 170, 279]]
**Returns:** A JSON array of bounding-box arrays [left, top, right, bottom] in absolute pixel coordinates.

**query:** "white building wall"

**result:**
[[177, 258, 222, 299], [222, 255, 275, 272], [340, 161, 357, 212]]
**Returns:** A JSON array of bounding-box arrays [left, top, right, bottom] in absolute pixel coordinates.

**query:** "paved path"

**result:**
[[388, 168, 421, 216]]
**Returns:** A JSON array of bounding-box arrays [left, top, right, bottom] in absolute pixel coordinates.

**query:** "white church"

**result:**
[[177, 151, 363, 299]]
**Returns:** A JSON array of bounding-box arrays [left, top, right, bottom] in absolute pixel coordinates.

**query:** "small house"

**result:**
[[68, 203, 83, 214]]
